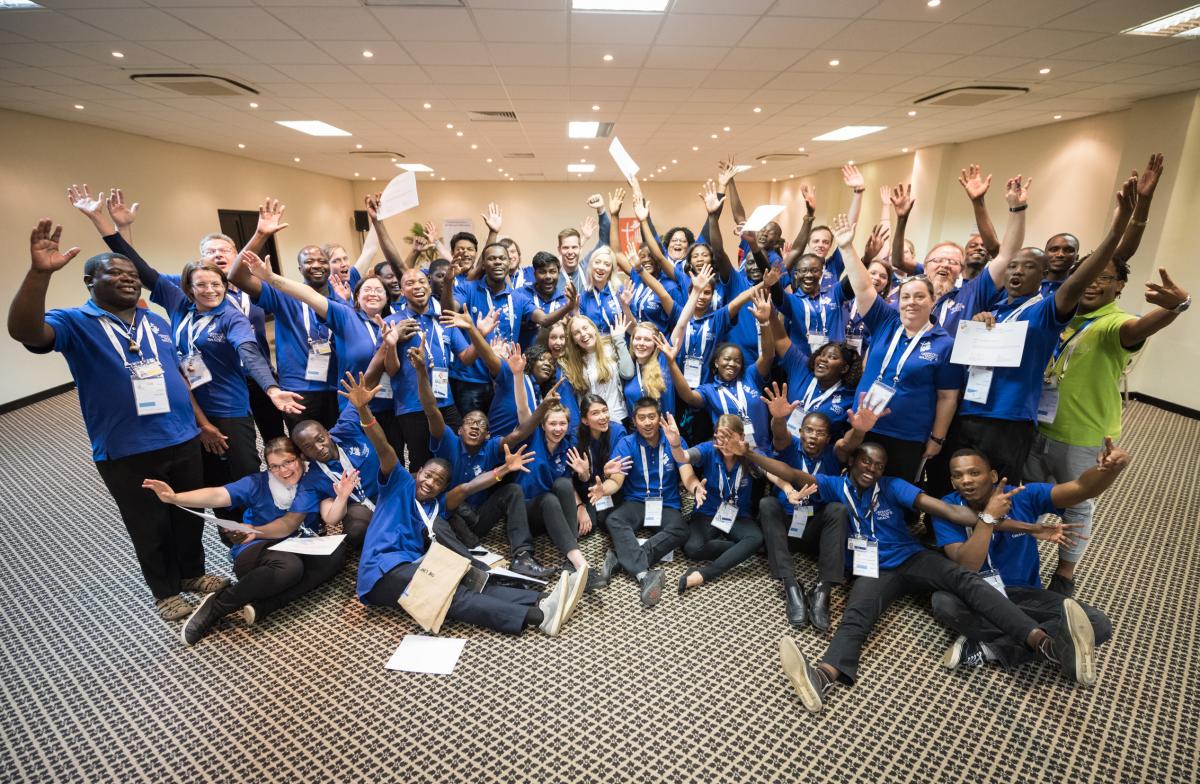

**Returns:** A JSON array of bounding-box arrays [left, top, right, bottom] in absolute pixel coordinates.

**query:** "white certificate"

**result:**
[[269, 534, 346, 556], [608, 136, 640, 183], [385, 634, 466, 675], [950, 320, 1029, 367], [742, 204, 786, 233], [378, 171, 419, 220]]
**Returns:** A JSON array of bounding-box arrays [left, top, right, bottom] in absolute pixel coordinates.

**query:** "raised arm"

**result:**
[[1119, 268, 1190, 348], [69, 185, 160, 292], [408, 337, 445, 441], [780, 184, 817, 272], [655, 332, 703, 408], [9, 220, 80, 349], [240, 249, 330, 320], [700, 179, 733, 282], [835, 214, 874, 313], [337, 371, 397, 476], [442, 308, 501, 377], [1050, 439, 1130, 508], [353, 223, 380, 277], [501, 378, 561, 451], [668, 265, 714, 346], [633, 195, 671, 273], [1056, 177, 1136, 314], [1114, 153, 1164, 263], [842, 165, 865, 228], [723, 428, 817, 487], [751, 286, 776, 379], [365, 193, 403, 270], [958, 164, 1000, 258], [141, 479, 232, 511], [833, 406, 883, 464], [718, 157, 747, 227], [761, 382, 801, 452], [984, 175, 1030, 287], [888, 184, 919, 275], [229, 199, 289, 296], [447, 443, 535, 510]]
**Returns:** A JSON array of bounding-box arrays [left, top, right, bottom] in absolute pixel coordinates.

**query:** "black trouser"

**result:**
[[338, 502, 375, 549], [931, 586, 1112, 667], [684, 513, 763, 583], [204, 414, 260, 522], [760, 498, 848, 585], [604, 500, 687, 576], [868, 432, 928, 528], [94, 437, 205, 601], [516, 477, 580, 559], [365, 560, 539, 635], [573, 478, 615, 532], [821, 550, 1039, 684], [209, 538, 348, 620], [284, 390, 339, 432], [391, 407, 463, 472], [247, 378, 285, 443], [451, 379, 494, 419], [445, 483, 528, 552], [927, 415, 1038, 502]]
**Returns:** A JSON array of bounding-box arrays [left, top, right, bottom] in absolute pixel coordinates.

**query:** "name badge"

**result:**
[[964, 365, 994, 404], [980, 568, 1006, 595], [132, 372, 170, 416], [181, 353, 213, 389], [807, 331, 829, 354], [786, 406, 805, 438], [594, 494, 613, 511], [1036, 380, 1059, 424], [862, 380, 896, 414], [741, 418, 756, 449], [850, 536, 879, 579], [130, 359, 164, 380], [644, 497, 663, 528], [789, 505, 812, 538], [376, 371, 394, 399], [683, 356, 703, 388], [431, 367, 449, 399], [711, 501, 737, 534], [846, 336, 863, 353], [305, 345, 332, 381]]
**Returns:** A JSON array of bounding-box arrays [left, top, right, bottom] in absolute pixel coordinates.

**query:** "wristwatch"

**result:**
[[1173, 295, 1191, 314], [977, 512, 1000, 526], [929, 435, 946, 446]]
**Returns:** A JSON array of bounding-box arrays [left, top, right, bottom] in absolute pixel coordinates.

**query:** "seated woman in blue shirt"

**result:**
[[141, 437, 347, 646], [773, 336, 862, 437], [566, 394, 631, 543]]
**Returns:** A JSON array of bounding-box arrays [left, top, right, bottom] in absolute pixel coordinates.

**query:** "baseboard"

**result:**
[[0, 382, 76, 415], [1129, 392, 1200, 420]]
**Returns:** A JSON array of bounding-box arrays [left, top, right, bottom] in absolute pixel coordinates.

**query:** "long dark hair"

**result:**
[[576, 393, 611, 481]]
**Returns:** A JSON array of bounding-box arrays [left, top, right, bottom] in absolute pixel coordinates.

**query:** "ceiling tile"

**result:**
[[0, 10, 118, 41], [864, 0, 989, 21], [260, 7, 390, 41], [857, 51, 961, 75], [0, 43, 98, 68], [819, 19, 942, 52], [488, 43, 568, 67], [1120, 64, 1200, 85], [230, 40, 336, 65], [977, 28, 1109, 60], [474, 9, 568, 42], [317, 41, 413, 66], [718, 46, 804, 71], [55, 41, 182, 66], [644, 45, 729, 69], [371, 7, 480, 42], [1122, 42, 1200, 67], [788, 50, 887, 73], [570, 12, 661, 44], [672, 0, 775, 12], [769, 0, 879, 18], [496, 66, 568, 85], [142, 39, 256, 65], [402, 42, 491, 66], [272, 64, 359, 84], [165, 7, 300, 40], [571, 66, 639, 86], [739, 17, 850, 49], [350, 65, 430, 84], [1056, 35, 1180, 62], [1061, 62, 1168, 83], [422, 66, 500, 85], [634, 68, 709, 88], [927, 54, 1035, 78], [903, 23, 1025, 55], [64, 7, 207, 39]]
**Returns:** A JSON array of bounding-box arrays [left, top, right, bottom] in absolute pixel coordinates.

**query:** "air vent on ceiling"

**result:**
[[914, 85, 1028, 107], [756, 152, 808, 163], [468, 110, 518, 122], [504, 152, 535, 159], [350, 150, 405, 160], [130, 73, 258, 97]]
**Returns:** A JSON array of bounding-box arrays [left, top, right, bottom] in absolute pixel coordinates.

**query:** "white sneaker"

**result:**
[[241, 604, 257, 626], [537, 574, 570, 637], [561, 563, 589, 625]]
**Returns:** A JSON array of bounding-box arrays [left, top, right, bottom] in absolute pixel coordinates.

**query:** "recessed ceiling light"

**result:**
[[362, 50, 373, 58], [471, 143, 478, 149], [248, 102, 258, 108], [277, 120, 355, 136], [0, 1, 44, 8], [584, 145, 590, 150], [391, 157, 397, 162], [572, 0, 669, 10], [423, 102, 431, 109], [848, 160, 854, 165], [371, 177, 376, 181], [927, 0, 941, 6], [902, 147, 909, 152], [788, 174, 794, 179], [73, 104, 84, 110], [692, 145, 699, 151], [907, 110, 917, 116], [498, 168, 504, 172], [753, 106, 762, 113], [569, 163, 596, 173], [1122, 5, 1200, 37], [111, 51, 124, 58], [649, 173, 655, 178], [354, 172, 359, 177], [429, 172, 435, 177], [440, 177, 445, 181], [603, 54, 614, 61], [772, 178, 777, 182], [812, 125, 887, 141], [579, 158, 586, 162], [237, 143, 245, 149], [568, 120, 600, 138], [798, 147, 805, 152], [395, 163, 403, 168], [671, 159, 677, 164], [399, 163, 434, 172], [456, 131, 463, 136], [355, 143, 363, 149], [1039, 67, 1051, 74], [446, 123, 454, 129], [1053, 114, 1063, 119], [723, 126, 731, 132], [293, 157, 301, 162], [592, 105, 600, 111], [829, 59, 840, 66], [487, 158, 493, 162], [711, 133, 718, 139]]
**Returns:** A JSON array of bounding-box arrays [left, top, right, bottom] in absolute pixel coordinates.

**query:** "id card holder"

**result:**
[[594, 495, 613, 511], [788, 505, 812, 538], [1036, 380, 1059, 424], [742, 418, 756, 449], [683, 356, 703, 388], [851, 537, 879, 578], [305, 341, 332, 381], [846, 336, 863, 353], [964, 365, 994, 404], [431, 367, 450, 399], [181, 353, 213, 389], [130, 360, 164, 380], [711, 502, 737, 534], [786, 407, 805, 437], [807, 331, 829, 353], [377, 371, 394, 399], [863, 380, 896, 415], [131, 362, 170, 416], [980, 568, 1006, 595], [644, 497, 663, 528]]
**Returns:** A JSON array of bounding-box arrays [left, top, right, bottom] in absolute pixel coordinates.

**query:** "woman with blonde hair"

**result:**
[[561, 313, 634, 424], [623, 320, 674, 418]]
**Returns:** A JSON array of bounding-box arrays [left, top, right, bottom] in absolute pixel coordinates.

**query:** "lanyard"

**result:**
[[300, 302, 327, 345], [174, 311, 216, 355], [799, 453, 822, 477], [633, 280, 655, 318], [685, 318, 711, 358], [717, 458, 743, 504], [414, 313, 448, 368], [97, 312, 158, 367], [801, 377, 842, 413], [484, 287, 516, 339], [876, 322, 932, 386], [937, 296, 955, 326], [998, 293, 1043, 323], [841, 479, 880, 539], [361, 313, 381, 348], [523, 373, 540, 409], [591, 288, 615, 331], [315, 447, 371, 506], [639, 439, 665, 499], [802, 295, 827, 334], [1050, 318, 1098, 377], [717, 381, 749, 418], [229, 289, 251, 317], [415, 498, 440, 533]]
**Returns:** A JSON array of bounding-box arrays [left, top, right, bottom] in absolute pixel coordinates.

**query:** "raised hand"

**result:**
[[364, 193, 379, 220], [800, 183, 817, 216], [391, 318, 419, 344], [439, 308, 473, 331], [845, 404, 886, 433], [337, 370, 381, 409], [67, 183, 105, 221], [581, 213, 598, 243], [239, 250, 273, 281], [831, 213, 856, 249], [691, 478, 708, 508], [267, 387, 306, 415], [543, 376, 566, 407], [1115, 176, 1136, 225], [381, 322, 402, 350], [983, 478, 1024, 520], [1030, 521, 1086, 548], [692, 263, 715, 293], [505, 341, 526, 375], [587, 477, 608, 506], [256, 198, 289, 236], [700, 178, 725, 215], [786, 483, 818, 506], [422, 219, 438, 243], [841, 163, 864, 190], [864, 223, 890, 261], [1004, 175, 1032, 209], [602, 455, 633, 477], [619, 283, 634, 308], [612, 312, 631, 337], [654, 333, 680, 361], [564, 281, 579, 310], [333, 468, 361, 500], [752, 286, 772, 323], [608, 187, 626, 215], [140, 478, 177, 504], [586, 193, 604, 211], [958, 164, 992, 201], [1145, 268, 1188, 310], [662, 412, 682, 447], [879, 184, 892, 207], [889, 184, 914, 218], [633, 195, 650, 222], [29, 219, 80, 273], [407, 344, 426, 370], [106, 188, 139, 228], [482, 202, 503, 233], [331, 274, 351, 302], [503, 443, 536, 474], [717, 424, 748, 457], [1096, 437, 1131, 473], [477, 307, 500, 339], [566, 447, 591, 480], [761, 382, 800, 420], [763, 264, 782, 289], [1134, 152, 1164, 199]]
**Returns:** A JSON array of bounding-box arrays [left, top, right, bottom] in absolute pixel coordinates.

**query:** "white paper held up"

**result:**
[[742, 204, 787, 233], [608, 137, 640, 183], [949, 320, 1029, 367], [385, 634, 466, 675], [378, 172, 419, 220], [269, 534, 346, 556]]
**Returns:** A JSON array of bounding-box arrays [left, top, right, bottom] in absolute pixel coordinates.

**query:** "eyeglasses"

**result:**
[[1094, 275, 1118, 285], [192, 282, 225, 291], [267, 456, 300, 472]]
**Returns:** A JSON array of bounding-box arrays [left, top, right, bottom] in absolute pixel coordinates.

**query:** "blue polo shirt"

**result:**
[[672, 260, 727, 310], [815, 474, 924, 570], [769, 437, 840, 514], [578, 284, 621, 335], [611, 430, 688, 509], [34, 301, 199, 461], [688, 441, 753, 518], [957, 275, 1073, 423], [384, 306, 469, 416], [520, 286, 567, 346], [933, 275, 985, 336], [321, 299, 391, 414], [781, 289, 844, 354], [431, 429, 506, 509], [725, 268, 766, 359], [629, 275, 681, 332], [834, 281, 872, 356], [677, 306, 732, 386], [161, 274, 270, 362], [854, 298, 962, 443], [516, 428, 573, 498], [253, 280, 337, 393], [488, 364, 580, 438], [697, 367, 768, 443], [623, 353, 677, 420], [819, 248, 845, 295], [223, 471, 321, 558], [1040, 278, 1064, 298], [454, 279, 535, 384], [778, 345, 853, 432], [151, 278, 258, 418], [357, 466, 429, 601], [934, 483, 1059, 590], [296, 403, 381, 503]]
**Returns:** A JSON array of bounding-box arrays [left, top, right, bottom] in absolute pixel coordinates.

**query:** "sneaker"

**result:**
[[779, 637, 832, 714], [561, 563, 589, 624], [537, 574, 570, 637], [510, 552, 555, 581], [1053, 598, 1097, 686], [589, 549, 620, 592], [1047, 574, 1075, 598], [942, 636, 986, 670], [156, 595, 192, 621], [180, 593, 223, 646], [639, 568, 665, 608], [181, 574, 231, 594], [241, 604, 257, 626]]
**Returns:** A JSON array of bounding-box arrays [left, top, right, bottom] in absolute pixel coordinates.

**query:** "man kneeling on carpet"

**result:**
[[931, 444, 1125, 677], [348, 371, 588, 636]]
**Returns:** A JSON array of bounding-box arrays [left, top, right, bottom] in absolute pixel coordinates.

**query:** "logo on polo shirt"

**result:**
[[876, 507, 894, 521], [920, 341, 932, 352], [344, 445, 367, 458]]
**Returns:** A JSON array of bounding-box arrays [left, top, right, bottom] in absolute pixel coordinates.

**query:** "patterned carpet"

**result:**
[[0, 391, 1196, 783]]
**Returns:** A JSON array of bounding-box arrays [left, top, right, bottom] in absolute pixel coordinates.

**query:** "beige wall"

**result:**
[[0, 108, 357, 406]]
